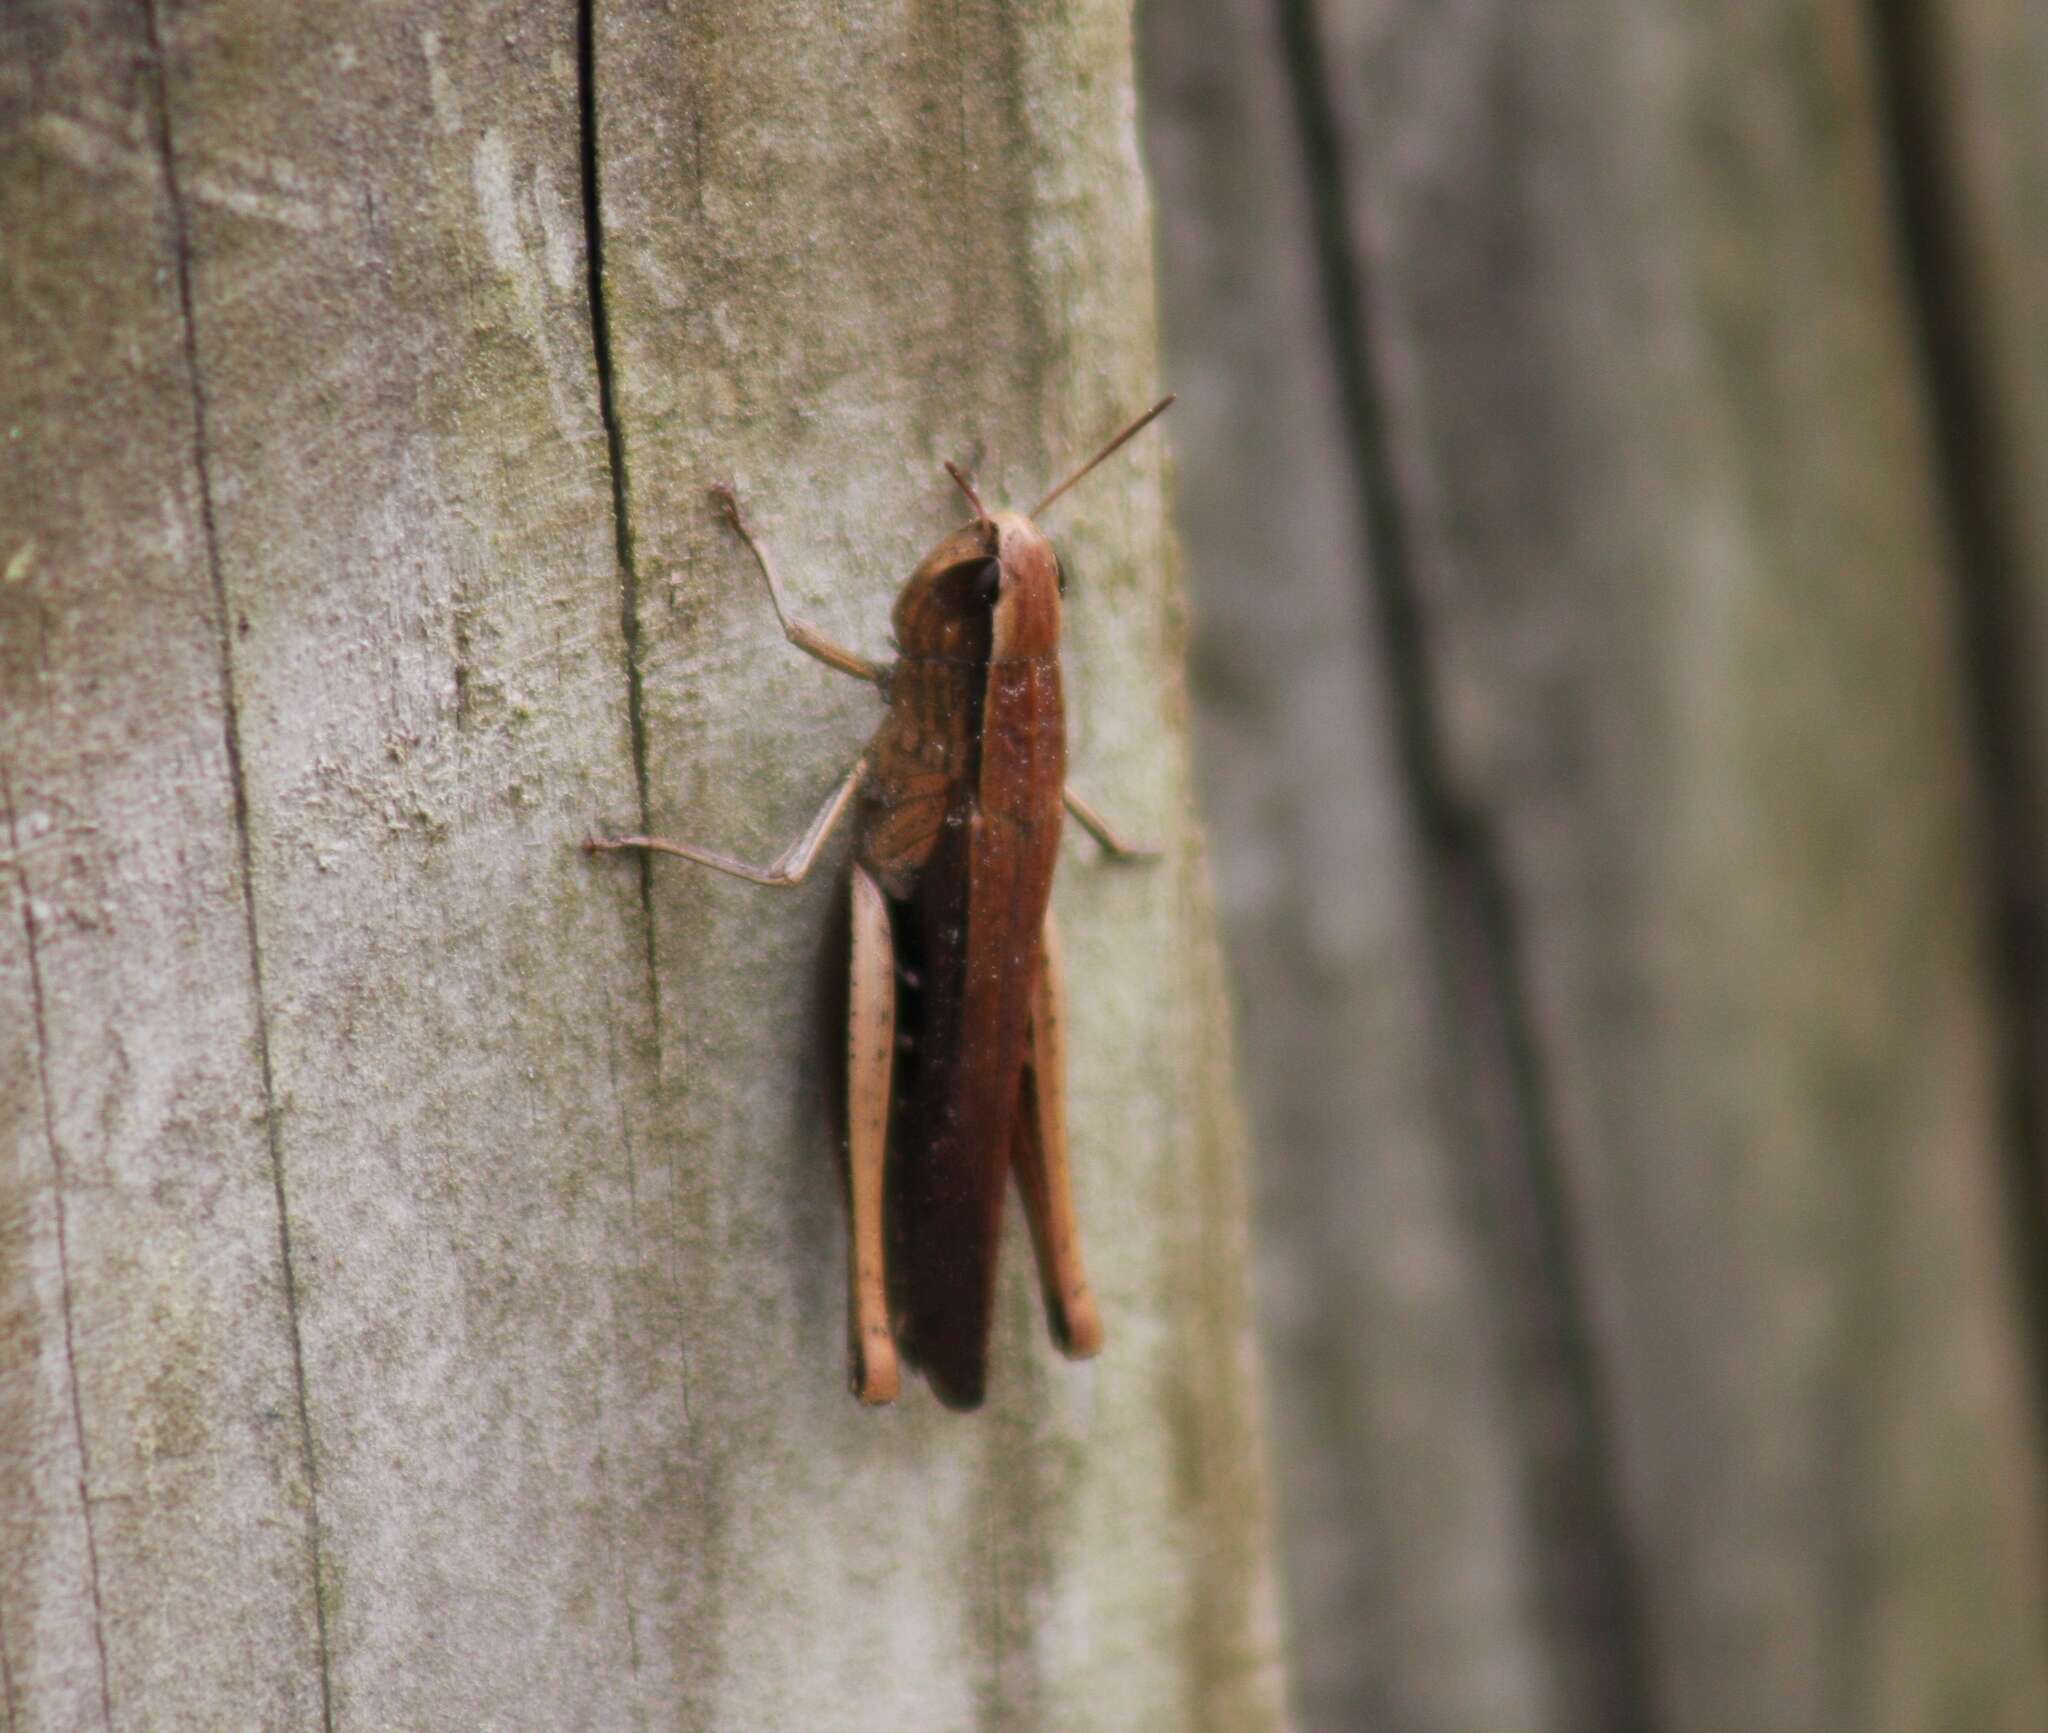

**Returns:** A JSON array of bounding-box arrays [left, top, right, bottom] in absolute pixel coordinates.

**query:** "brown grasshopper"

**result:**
[[588, 397, 1172, 1409]]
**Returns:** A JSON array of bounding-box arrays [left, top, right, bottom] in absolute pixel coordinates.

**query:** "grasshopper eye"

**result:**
[[1054, 551, 1069, 595], [934, 552, 1003, 605]]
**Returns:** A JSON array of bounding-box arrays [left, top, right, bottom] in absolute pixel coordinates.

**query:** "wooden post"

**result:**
[[0, 3, 1286, 1726]]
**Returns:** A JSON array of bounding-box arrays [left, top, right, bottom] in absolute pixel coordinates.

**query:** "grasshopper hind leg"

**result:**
[[1012, 910, 1104, 1359], [847, 865, 901, 1403]]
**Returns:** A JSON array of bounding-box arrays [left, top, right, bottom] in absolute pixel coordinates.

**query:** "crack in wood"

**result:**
[[1863, 0, 2048, 1477], [134, 6, 335, 1727], [3, 764, 113, 1730], [577, 0, 667, 1071], [1268, 4, 1660, 1728], [577, 10, 666, 1712], [0, 1582, 16, 1733]]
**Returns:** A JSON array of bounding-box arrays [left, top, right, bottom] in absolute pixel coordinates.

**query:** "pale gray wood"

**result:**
[[1287, 2, 2048, 1730], [3, 1, 1286, 1727], [136, 3, 672, 1723], [1139, 4, 1572, 1732], [1, 8, 323, 1726]]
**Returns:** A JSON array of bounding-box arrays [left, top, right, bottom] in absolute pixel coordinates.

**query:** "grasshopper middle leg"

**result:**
[[586, 758, 868, 888]]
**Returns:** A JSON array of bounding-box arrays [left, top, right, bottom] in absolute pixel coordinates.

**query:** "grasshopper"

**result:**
[[590, 397, 1171, 1408]]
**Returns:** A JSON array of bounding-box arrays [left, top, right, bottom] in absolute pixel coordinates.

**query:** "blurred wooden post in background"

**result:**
[[1143, 1, 2048, 1731], [0, 3, 1286, 1726]]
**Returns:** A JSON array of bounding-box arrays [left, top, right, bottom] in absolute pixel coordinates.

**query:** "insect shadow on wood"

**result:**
[[588, 395, 1173, 1410]]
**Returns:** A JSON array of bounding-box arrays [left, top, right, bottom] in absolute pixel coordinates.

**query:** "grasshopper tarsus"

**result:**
[[1097, 839, 1161, 865], [1062, 786, 1159, 862], [710, 478, 759, 549]]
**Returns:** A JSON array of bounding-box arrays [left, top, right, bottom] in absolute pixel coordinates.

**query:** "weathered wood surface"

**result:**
[[0, 2, 1286, 1728], [1143, 2, 2048, 1731]]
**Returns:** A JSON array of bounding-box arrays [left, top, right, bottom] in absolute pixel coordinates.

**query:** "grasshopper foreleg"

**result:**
[[712, 483, 889, 688]]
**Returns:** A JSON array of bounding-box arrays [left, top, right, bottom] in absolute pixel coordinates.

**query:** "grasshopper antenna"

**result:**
[[943, 460, 989, 522], [1030, 393, 1176, 518]]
